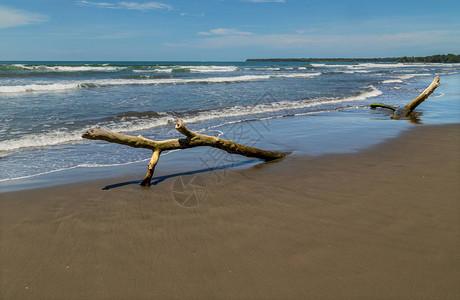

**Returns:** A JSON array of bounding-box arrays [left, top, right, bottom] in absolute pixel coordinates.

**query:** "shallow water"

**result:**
[[0, 61, 459, 191]]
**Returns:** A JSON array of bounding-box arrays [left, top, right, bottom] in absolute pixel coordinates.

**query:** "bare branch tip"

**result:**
[[81, 128, 94, 138]]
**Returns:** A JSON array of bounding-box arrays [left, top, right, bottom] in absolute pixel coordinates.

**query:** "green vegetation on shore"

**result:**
[[246, 58, 396, 63], [397, 54, 460, 63], [246, 54, 460, 63]]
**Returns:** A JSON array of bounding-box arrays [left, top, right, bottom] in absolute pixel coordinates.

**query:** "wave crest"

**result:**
[[0, 85, 381, 152], [0, 64, 126, 72], [0, 73, 322, 93]]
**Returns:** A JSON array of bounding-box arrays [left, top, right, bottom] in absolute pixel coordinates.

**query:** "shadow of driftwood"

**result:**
[[370, 107, 423, 124], [102, 159, 263, 190]]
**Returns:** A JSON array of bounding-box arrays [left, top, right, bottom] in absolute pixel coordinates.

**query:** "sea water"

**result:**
[[0, 61, 459, 187]]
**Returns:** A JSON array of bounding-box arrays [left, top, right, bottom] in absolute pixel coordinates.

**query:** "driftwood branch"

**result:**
[[82, 118, 288, 186], [404, 76, 440, 116], [369, 103, 396, 111], [371, 76, 440, 119]]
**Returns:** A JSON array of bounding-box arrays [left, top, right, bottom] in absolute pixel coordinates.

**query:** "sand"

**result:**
[[1, 124, 459, 299]]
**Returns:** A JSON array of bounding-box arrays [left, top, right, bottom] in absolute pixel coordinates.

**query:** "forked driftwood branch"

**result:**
[[82, 118, 288, 186], [371, 76, 440, 119]]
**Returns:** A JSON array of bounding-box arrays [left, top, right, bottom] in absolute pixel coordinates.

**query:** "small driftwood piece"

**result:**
[[82, 118, 288, 186], [371, 76, 440, 119]]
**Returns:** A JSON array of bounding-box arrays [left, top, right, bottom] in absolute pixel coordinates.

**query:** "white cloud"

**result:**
[[90, 31, 142, 39], [76, 1, 173, 10], [243, 0, 285, 3], [76, 1, 118, 8], [199, 28, 253, 36], [211, 28, 252, 35], [174, 30, 460, 56], [0, 6, 48, 29], [118, 2, 172, 10], [180, 12, 205, 17]]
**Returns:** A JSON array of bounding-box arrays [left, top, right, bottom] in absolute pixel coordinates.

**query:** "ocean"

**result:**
[[1, 61, 459, 189]]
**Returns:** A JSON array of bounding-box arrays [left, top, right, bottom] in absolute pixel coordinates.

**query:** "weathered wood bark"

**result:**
[[140, 150, 161, 186], [369, 103, 396, 111], [82, 118, 289, 186], [370, 76, 440, 119], [403, 76, 440, 116]]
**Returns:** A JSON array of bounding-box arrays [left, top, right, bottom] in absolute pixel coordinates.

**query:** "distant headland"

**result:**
[[246, 54, 460, 63]]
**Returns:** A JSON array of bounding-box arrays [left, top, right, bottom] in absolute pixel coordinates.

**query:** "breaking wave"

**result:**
[[382, 73, 433, 84], [132, 65, 238, 73], [0, 73, 322, 93], [0, 85, 381, 152], [0, 64, 126, 72]]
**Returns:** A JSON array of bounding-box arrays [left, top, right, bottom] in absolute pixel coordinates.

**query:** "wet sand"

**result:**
[[1, 124, 459, 299]]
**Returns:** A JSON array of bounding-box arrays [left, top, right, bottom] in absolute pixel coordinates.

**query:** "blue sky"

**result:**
[[0, 0, 459, 61]]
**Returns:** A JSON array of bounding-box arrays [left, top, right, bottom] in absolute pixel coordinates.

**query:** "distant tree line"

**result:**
[[246, 54, 460, 63], [397, 54, 460, 63], [246, 58, 397, 62]]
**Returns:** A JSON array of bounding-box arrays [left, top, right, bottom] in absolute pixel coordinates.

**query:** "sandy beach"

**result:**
[[2, 0, 460, 298], [1, 123, 459, 299]]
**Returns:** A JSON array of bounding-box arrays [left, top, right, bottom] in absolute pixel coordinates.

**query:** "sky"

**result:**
[[0, 0, 459, 61]]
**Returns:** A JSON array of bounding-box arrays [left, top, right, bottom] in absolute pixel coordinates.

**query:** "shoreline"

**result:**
[[1, 70, 459, 193], [2, 72, 459, 193], [0, 107, 414, 194], [1, 123, 459, 298]]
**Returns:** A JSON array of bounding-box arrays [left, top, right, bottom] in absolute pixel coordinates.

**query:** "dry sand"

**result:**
[[1, 124, 459, 299]]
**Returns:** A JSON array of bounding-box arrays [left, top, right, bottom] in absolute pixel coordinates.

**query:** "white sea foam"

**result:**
[[398, 63, 460, 67], [133, 65, 238, 73], [0, 115, 174, 151], [0, 167, 82, 183], [0, 73, 322, 93], [382, 79, 404, 84], [11, 64, 125, 72], [0, 160, 148, 183], [0, 149, 184, 182], [184, 85, 381, 123], [0, 85, 381, 152], [0, 83, 81, 93], [341, 70, 371, 74], [157, 68, 174, 73], [399, 73, 432, 79], [50, 66, 125, 72], [0, 76, 265, 93], [253, 67, 281, 71], [272, 72, 321, 78], [312, 62, 460, 70], [133, 69, 158, 73], [382, 73, 432, 84], [186, 66, 238, 72], [352, 63, 406, 69], [0, 130, 85, 152], [133, 68, 174, 73], [310, 62, 424, 69]]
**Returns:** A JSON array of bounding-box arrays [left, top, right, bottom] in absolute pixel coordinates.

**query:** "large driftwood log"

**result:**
[[82, 118, 288, 186], [370, 76, 440, 119]]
